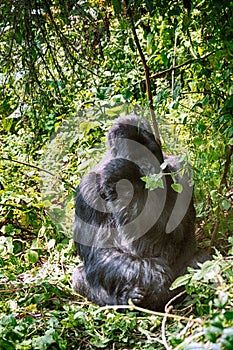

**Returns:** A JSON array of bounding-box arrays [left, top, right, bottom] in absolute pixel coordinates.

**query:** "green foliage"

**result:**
[[141, 172, 165, 190], [1, 238, 233, 349], [170, 249, 233, 349], [0, 0, 232, 348]]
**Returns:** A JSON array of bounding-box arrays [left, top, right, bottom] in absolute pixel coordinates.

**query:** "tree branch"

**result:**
[[209, 144, 232, 252], [133, 51, 216, 87], [152, 51, 215, 79], [124, 0, 161, 145], [219, 144, 233, 190], [2, 157, 76, 191]]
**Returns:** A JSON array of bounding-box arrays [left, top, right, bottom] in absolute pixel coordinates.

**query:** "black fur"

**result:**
[[72, 114, 209, 310]]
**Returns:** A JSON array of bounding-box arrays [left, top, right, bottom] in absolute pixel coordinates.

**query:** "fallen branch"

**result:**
[[97, 297, 203, 325]]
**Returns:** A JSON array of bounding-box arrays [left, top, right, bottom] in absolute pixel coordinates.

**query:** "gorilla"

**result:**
[[72, 114, 209, 311]]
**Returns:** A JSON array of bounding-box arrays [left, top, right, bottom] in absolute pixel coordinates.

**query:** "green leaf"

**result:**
[[141, 173, 164, 190], [122, 88, 133, 101], [171, 183, 183, 193], [170, 274, 191, 290], [96, 87, 113, 100], [27, 250, 39, 264], [42, 199, 52, 208], [33, 329, 55, 350], [224, 311, 233, 321], [205, 325, 222, 342], [220, 199, 231, 211], [192, 260, 221, 282], [112, 0, 122, 14], [225, 95, 233, 109], [214, 291, 228, 308], [106, 105, 125, 116], [202, 95, 209, 107], [79, 121, 101, 134]]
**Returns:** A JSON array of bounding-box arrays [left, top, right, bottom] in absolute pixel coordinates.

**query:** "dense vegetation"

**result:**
[[0, 0, 232, 349]]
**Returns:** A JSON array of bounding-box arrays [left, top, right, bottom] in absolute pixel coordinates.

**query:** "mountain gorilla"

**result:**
[[72, 114, 209, 311]]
